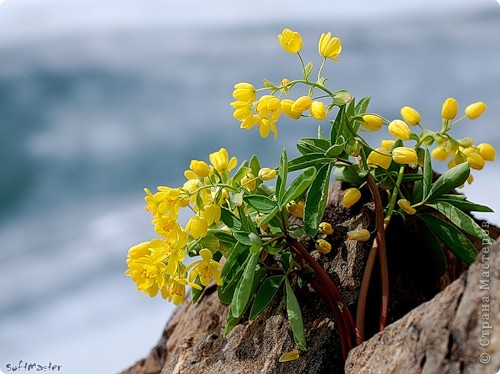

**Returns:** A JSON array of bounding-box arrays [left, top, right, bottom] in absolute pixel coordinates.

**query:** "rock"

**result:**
[[122, 182, 499, 374], [345, 240, 499, 374]]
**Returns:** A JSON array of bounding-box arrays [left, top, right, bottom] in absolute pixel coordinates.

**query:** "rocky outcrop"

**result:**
[[345, 240, 499, 374], [122, 183, 499, 374]]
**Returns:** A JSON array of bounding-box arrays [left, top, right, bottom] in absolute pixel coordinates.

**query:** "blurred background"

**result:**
[[0, 0, 499, 372]]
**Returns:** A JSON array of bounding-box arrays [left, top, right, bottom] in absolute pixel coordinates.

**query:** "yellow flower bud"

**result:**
[[255, 214, 269, 230], [392, 147, 418, 165], [291, 96, 313, 113], [318, 32, 342, 60], [343, 188, 362, 208], [286, 200, 304, 219], [209, 148, 238, 173], [232, 82, 256, 103], [278, 28, 303, 54], [447, 158, 457, 169], [319, 222, 334, 235], [186, 215, 208, 239], [367, 147, 392, 169], [431, 146, 450, 162], [467, 153, 485, 170], [441, 97, 458, 120], [465, 102, 487, 120], [397, 199, 416, 215], [310, 101, 327, 120], [241, 173, 257, 191], [128, 242, 150, 260], [347, 229, 371, 242], [381, 139, 395, 150], [477, 143, 496, 161], [281, 99, 302, 119], [257, 95, 281, 116], [189, 160, 210, 177], [258, 167, 277, 181], [467, 174, 474, 185], [400, 106, 421, 126], [388, 120, 412, 140], [315, 239, 332, 254], [361, 114, 384, 131]]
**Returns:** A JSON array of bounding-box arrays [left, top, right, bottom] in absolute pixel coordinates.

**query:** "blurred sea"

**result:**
[[0, 1, 499, 373]]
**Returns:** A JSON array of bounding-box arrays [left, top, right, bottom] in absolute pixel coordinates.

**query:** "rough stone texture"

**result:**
[[122, 182, 499, 374], [345, 240, 499, 374]]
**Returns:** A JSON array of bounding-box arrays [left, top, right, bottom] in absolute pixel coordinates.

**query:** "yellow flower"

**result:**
[[200, 203, 221, 225], [258, 167, 277, 180], [152, 216, 183, 240], [310, 101, 327, 120], [232, 82, 256, 103], [361, 115, 384, 131], [315, 239, 332, 254], [318, 32, 342, 60], [432, 146, 450, 162], [241, 173, 257, 191], [367, 147, 392, 169], [188, 160, 210, 178], [477, 143, 496, 161], [400, 106, 421, 126], [126, 249, 169, 298], [144, 187, 182, 219], [343, 188, 361, 208], [318, 222, 334, 235], [186, 215, 208, 239], [278, 28, 303, 54], [381, 139, 395, 150], [127, 242, 150, 261], [281, 99, 302, 119], [286, 200, 304, 219], [291, 96, 313, 113], [392, 147, 418, 165], [397, 199, 416, 215], [187, 248, 223, 286], [257, 117, 279, 139], [467, 153, 485, 170], [209, 148, 238, 173], [149, 231, 188, 276], [388, 120, 412, 140], [347, 229, 371, 242], [465, 102, 487, 120], [257, 95, 281, 116], [166, 277, 202, 305], [441, 98, 458, 120]]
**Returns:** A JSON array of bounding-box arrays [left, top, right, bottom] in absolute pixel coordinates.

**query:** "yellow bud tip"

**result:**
[[465, 101, 487, 120], [392, 147, 418, 165], [319, 222, 334, 235], [477, 143, 496, 161], [343, 188, 362, 208], [467, 153, 485, 170], [397, 199, 417, 215], [441, 98, 458, 120], [361, 114, 384, 131], [258, 167, 277, 180], [400, 106, 421, 126], [347, 229, 371, 242], [388, 120, 412, 141], [315, 239, 332, 254]]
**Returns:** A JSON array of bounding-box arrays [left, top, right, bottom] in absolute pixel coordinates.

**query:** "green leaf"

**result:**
[[355, 96, 371, 114], [333, 165, 364, 185], [232, 251, 261, 318], [418, 214, 478, 265], [229, 191, 244, 210], [401, 174, 423, 183], [244, 195, 277, 213], [417, 221, 447, 276], [303, 61, 314, 80], [249, 275, 285, 320], [263, 78, 277, 90], [232, 163, 251, 184], [434, 195, 494, 213], [257, 206, 279, 228], [426, 202, 494, 244], [280, 252, 293, 272], [297, 138, 330, 155], [333, 89, 352, 106], [413, 179, 423, 204], [325, 142, 345, 158], [284, 278, 307, 350], [249, 154, 261, 177], [276, 148, 288, 204], [304, 163, 332, 236], [423, 148, 433, 199], [220, 207, 241, 230], [288, 153, 331, 172], [199, 234, 220, 252], [224, 308, 241, 335], [425, 163, 470, 202], [233, 231, 254, 246], [280, 167, 316, 208]]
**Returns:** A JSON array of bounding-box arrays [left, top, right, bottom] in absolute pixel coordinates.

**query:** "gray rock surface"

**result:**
[[345, 240, 499, 374]]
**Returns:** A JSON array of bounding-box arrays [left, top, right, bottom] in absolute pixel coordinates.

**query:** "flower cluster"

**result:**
[[231, 29, 343, 139]]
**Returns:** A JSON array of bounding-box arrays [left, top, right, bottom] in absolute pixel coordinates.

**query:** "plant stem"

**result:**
[[287, 238, 355, 360]]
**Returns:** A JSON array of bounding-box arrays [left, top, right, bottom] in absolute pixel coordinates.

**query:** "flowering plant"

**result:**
[[126, 28, 495, 361]]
